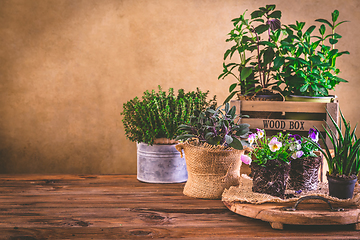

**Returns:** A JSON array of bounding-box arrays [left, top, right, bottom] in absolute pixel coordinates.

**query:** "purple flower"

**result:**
[[289, 134, 302, 144], [266, 19, 281, 31], [295, 190, 302, 194], [269, 137, 282, 152], [291, 150, 304, 159], [308, 128, 319, 143], [240, 154, 252, 165]]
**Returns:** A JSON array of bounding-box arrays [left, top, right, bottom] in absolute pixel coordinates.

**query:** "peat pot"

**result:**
[[251, 159, 291, 199], [327, 173, 358, 199], [137, 142, 188, 183]]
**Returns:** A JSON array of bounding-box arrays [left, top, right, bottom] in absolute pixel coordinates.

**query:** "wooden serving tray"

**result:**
[[223, 196, 360, 230]]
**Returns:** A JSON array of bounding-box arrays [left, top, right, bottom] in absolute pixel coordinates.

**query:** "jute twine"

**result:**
[[222, 175, 360, 207], [176, 140, 247, 199]]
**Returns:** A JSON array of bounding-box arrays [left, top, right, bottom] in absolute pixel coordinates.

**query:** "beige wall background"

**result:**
[[0, 0, 359, 174]]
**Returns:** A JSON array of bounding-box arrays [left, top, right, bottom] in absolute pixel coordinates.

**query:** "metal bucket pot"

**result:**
[[137, 142, 188, 183]]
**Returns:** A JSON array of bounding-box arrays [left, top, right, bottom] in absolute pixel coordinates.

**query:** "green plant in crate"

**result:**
[[121, 86, 217, 145], [175, 103, 250, 150], [219, 5, 283, 102], [275, 10, 349, 97], [307, 109, 360, 178]]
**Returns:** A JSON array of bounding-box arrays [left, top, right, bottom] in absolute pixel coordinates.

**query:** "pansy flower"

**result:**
[[248, 133, 257, 146], [308, 128, 319, 143], [268, 137, 282, 152], [240, 154, 252, 165], [256, 128, 264, 139], [291, 150, 304, 159]]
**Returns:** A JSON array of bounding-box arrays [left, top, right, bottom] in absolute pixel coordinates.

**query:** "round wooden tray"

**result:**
[[223, 196, 360, 230]]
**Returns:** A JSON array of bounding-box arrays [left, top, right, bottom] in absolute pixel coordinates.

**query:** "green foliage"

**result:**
[[121, 86, 217, 145], [219, 6, 349, 102], [249, 130, 293, 166], [219, 5, 283, 103], [307, 109, 360, 176], [175, 103, 250, 150], [275, 10, 349, 97]]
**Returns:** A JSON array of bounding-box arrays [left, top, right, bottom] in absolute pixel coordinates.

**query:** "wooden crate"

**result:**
[[231, 99, 339, 182], [231, 99, 339, 147]]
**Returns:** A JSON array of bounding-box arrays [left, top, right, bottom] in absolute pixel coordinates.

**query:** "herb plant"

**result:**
[[121, 86, 216, 145], [275, 10, 349, 97], [175, 103, 250, 150], [219, 5, 282, 103], [307, 109, 360, 177]]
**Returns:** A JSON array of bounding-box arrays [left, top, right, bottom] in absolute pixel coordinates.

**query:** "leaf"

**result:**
[[225, 134, 233, 145], [299, 84, 309, 92], [266, 5, 276, 11], [205, 132, 215, 140], [258, 41, 277, 48], [268, 10, 281, 19], [240, 67, 253, 81], [315, 19, 332, 28], [254, 24, 270, 34], [333, 76, 348, 83], [273, 56, 284, 69], [263, 47, 275, 65], [305, 25, 316, 36], [335, 20, 350, 28], [332, 10, 339, 22], [251, 10, 264, 19], [228, 106, 236, 118], [229, 83, 237, 93], [319, 24, 326, 36], [329, 38, 338, 44], [289, 24, 298, 31], [223, 91, 238, 104], [229, 137, 243, 150]]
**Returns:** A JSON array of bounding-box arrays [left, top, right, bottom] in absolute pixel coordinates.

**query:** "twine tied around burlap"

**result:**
[[176, 140, 248, 199]]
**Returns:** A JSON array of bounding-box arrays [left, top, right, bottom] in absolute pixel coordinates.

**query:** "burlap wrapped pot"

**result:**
[[175, 140, 247, 199]]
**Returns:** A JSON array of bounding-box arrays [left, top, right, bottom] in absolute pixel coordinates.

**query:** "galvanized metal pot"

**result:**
[[137, 142, 188, 183]]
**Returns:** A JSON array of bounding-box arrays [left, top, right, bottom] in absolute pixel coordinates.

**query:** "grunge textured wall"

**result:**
[[0, 0, 359, 174]]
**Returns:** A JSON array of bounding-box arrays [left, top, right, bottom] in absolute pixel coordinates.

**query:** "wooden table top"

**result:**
[[0, 174, 358, 239]]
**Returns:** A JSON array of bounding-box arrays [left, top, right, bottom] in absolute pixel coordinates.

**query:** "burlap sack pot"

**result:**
[[176, 140, 246, 199]]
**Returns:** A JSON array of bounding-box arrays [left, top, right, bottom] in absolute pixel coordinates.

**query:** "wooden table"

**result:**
[[0, 175, 359, 239]]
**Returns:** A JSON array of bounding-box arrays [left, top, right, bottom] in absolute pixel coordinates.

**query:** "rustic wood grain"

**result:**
[[232, 100, 329, 113], [0, 174, 359, 239]]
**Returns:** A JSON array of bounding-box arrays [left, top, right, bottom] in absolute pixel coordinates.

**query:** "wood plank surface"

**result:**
[[0, 174, 359, 239]]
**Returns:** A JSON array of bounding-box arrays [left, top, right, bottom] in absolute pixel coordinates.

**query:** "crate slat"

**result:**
[[236, 101, 328, 113]]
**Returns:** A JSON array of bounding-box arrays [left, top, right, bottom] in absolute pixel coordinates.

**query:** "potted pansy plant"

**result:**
[[241, 129, 294, 199], [287, 129, 322, 191]]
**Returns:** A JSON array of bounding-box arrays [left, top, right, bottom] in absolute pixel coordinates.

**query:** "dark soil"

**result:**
[[251, 159, 291, 199], [288, 155, 322, 191], [327, 172, 358, 181]]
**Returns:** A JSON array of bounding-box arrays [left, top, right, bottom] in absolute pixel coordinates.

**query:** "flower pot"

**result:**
[[137, 142, 187, 183], [251, 159, 291, 199], [176, 141, 245, 199], [327, 173, 358, 199], [288, 153, 322, 191]]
